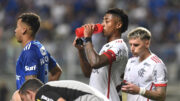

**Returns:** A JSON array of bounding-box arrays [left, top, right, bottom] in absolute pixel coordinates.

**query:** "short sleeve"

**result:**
[[47, 52, 57, 71], [103, 40, 127, 63], [23, 49, 39, 76], [153, 63, 168, 87]]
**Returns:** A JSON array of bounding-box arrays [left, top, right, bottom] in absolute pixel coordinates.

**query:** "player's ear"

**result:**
[[22, 27, 27, 35], [145, 40, 150, 48], [116, 22, 122, 30]]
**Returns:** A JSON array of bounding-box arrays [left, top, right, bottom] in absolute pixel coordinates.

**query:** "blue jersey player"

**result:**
[[15, 13, 62, 89]]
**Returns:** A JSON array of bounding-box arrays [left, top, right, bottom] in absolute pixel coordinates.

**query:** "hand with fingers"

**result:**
[[73, 37, 84, 50], [121, 82, 140, 94], [83, 24, 96, 38]]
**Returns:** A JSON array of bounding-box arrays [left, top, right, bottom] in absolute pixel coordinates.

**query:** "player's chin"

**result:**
[[103, 32, 111, 37], [132, 54, 138, 57]]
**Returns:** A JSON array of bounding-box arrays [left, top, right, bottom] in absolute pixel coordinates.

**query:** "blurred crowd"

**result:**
[[0, 0, 179, 100]]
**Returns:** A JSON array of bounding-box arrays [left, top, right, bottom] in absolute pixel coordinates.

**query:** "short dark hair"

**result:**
[[19, 78, 43, 94], [18, 13, 41, 37], [106, 8, 128, 33]]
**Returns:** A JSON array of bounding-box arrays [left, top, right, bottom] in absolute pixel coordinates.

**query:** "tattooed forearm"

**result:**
[[143, 87, 166, 101], [78, 48, 92, 77], [85, 42, 101, 68]]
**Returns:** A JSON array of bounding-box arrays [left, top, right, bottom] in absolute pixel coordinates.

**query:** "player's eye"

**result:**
[[134, 44, 139, 47]]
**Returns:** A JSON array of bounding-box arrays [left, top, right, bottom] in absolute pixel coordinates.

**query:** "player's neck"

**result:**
[[22, 36, 34, 47], [139, 50, 151, 62], [107, 32, 121, 42]]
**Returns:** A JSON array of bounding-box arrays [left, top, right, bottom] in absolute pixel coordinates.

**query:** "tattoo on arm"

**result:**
[[144, 86, 167, 101], [78, 48, 92, 77], [85, 42, 109, 68]]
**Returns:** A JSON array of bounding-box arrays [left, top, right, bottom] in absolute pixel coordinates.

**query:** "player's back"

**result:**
[[36, 80, 109, 101], [32, 41, 50, 83]]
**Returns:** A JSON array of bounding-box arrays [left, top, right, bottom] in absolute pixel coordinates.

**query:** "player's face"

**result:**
[[15, 19, 24, 43], [129, 38, 148, 57], [102, 14, 119, 36]]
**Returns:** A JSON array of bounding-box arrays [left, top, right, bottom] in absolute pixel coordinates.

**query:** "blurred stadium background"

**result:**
[[0, 0, 179, 100]]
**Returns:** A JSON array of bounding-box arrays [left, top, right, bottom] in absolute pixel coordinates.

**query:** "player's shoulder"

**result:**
[[149, 53, 164, 65], [111, 39, 125, 45], [111, 39, 128, 48], [146, 54, 166, 69], [114, 39, 124, 43], [23, 41, 43, 51]]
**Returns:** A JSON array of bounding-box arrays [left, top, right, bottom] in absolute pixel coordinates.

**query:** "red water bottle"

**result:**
[[75, 24, 103, 37]]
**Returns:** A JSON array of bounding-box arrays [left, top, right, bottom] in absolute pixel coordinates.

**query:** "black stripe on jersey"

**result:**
[[35, 85, 93, 101]]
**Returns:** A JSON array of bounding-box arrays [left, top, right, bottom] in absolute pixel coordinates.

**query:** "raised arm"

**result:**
[[84, 41, 109, 69], [73, 37, 92, 77], [83, 24, 110, 69]]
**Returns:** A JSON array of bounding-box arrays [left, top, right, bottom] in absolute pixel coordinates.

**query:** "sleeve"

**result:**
[[47, 52, 57, 71], [103, 41, 126, 63], [153, 63, 168, 87], [123, 59, 131, 81], [23, 49, 39, 76]]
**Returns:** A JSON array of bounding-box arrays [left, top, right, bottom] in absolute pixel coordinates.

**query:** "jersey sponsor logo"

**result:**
[[40, 46, 47, 56], [138, 68, 146, 77], [40, 56, 49, 65], [16, 75, 21, 80], [41, 95, 54, 101], [25, 65, 37, 71]]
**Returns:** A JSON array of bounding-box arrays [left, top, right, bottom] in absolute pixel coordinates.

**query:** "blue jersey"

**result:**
[[16, 41, 57, 89]]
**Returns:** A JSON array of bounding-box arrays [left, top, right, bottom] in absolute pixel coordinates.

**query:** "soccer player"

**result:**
[[122, 27, 168, 101], [15, 13, 62, 89], [15, 78, 109, 101], [73, 8, 129, 101]]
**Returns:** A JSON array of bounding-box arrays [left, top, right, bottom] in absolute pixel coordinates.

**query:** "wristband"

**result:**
[[84, 37, 92, 43], [139, 87, 146, 95]]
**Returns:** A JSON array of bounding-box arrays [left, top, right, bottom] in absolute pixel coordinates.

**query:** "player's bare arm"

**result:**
[[144, 86, 166, 101], [85, 42, 109, 69], [73, 37, 92, 77], [121, 82, 166, 101], [49, 63, 62, 81], [25, 75, 37, 80], [83, 24, 109, 69], [78, 48, 92, 77]]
